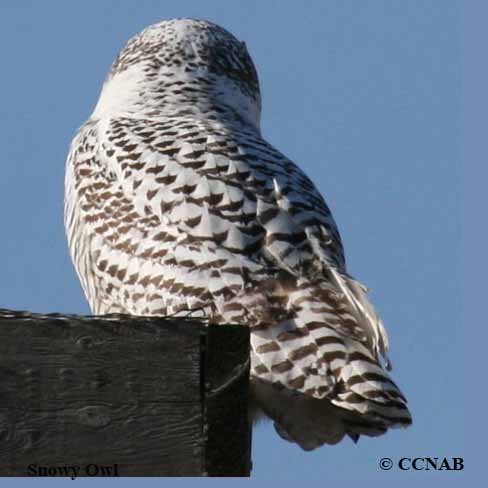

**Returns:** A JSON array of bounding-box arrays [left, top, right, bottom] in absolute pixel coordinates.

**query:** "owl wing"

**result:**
[[66, 114, 391, 360]]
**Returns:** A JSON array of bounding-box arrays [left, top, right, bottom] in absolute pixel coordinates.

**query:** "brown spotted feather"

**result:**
[[64, 18, 411, 450]]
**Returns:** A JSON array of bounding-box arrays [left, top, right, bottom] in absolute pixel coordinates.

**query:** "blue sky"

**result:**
[[0, 0, 463, 484]]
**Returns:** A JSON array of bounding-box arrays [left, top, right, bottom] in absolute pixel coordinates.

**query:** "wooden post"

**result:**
[[0, 309, 251, 477]]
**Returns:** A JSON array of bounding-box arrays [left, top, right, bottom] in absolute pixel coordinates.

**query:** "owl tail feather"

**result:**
[[251, 376, 408, 451]]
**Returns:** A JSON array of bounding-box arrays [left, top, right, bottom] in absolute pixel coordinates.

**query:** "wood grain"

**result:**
[[0, 309, 251, 477]]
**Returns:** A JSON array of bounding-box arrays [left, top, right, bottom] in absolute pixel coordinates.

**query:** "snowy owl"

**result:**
[[64, 18, 411, 450]]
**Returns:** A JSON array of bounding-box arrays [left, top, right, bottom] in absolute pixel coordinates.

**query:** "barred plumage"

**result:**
[[64, 18, 411, 450]]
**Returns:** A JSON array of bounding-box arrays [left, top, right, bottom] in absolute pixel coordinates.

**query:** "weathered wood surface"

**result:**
[[0, 309, 251, 477]]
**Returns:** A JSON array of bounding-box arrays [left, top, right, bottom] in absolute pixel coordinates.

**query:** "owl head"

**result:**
[[93, 19, 261, 130]]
